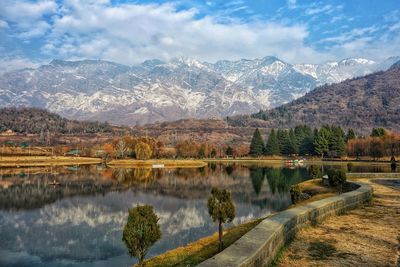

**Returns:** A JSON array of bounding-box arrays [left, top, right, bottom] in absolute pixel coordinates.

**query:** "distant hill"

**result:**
[[0, 107, 126, 134], [227, 61, 400, 134]]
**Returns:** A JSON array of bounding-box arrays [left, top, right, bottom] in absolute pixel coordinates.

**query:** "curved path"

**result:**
[[277, 178, 400, 267]]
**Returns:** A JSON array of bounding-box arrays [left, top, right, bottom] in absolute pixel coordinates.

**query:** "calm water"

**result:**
[[0, 162, 396, 266]]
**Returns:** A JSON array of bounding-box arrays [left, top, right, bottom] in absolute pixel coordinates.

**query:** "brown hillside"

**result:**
[[228, 65, 400, 134]]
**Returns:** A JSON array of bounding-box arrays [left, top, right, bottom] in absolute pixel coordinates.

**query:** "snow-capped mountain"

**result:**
[[0, 56, 395, 125]]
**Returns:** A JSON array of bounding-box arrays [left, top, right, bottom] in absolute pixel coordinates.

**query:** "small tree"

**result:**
[[116, 139, 128, 159], [135, 142, 152, 160], [249, 128, 264, 157], [207, 188, 236, 251], [327, 169, 346, 192], [225, 146, 234, 157], [210, 148, 217, 158], [122, 205, 161, 267]]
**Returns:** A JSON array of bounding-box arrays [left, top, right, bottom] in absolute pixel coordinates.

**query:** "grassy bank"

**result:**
[[0, 156, 101, 167], [107, 159, 207, 168], [141, 218, 264, 267]]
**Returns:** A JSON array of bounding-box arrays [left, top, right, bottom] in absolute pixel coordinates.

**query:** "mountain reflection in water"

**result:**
[[0, 162, 387, 267]]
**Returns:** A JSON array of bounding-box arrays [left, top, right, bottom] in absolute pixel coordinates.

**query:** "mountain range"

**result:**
[[227, 61, 400, 134], [0, 56, 399, 125]]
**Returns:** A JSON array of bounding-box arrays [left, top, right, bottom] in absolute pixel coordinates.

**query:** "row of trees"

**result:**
[[250, 125, 399, 159], [103, 136, 250, 160], [250, 125, 355, 157], [347, 131, 400, 159]]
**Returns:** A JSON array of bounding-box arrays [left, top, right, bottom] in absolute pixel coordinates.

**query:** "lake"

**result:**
[[0, 162, 396, 266]]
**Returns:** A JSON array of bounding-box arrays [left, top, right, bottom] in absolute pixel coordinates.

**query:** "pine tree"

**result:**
[[281, 129, 298, 155], [276, 129, 288, 154], [264, 129, 280, 155], [330, 126, 346, 157], [346, 129, 356, 141], [249, 128, 264, 156], [371, 127, 386, 137], [314, 127, 330, 157]]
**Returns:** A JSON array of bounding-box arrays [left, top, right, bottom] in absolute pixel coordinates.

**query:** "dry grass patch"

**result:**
[[0, 156, 101, 167], [140, 218, 264, 267], [277, 179, 400, 267]]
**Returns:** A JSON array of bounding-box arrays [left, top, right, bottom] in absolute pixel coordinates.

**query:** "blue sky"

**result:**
[[0, 0, 399, 72]]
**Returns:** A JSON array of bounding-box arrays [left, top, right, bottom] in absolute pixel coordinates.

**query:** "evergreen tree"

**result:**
[[264, 129, 280, 155], [346, 129, 356, 141], [371, 127, 386, 137], [330, 126, 346, 157], [249, 128, 264, 156], [289, 129, 299, 154], [314, 127, 330, 157], [276, 129, 288, 154], [282, 129, 298, 155]]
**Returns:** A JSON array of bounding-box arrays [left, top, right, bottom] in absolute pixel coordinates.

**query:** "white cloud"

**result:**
[[0, 0, 57, 38], [305, 4, 342, 16], [0, 57, 43, 74], [0, 20, 9, 29], [0, 0, 398, 66], [36, 1, 326, 64]]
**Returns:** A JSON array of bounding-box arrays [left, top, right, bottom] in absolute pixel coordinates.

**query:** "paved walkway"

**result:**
[[278, 179, 400, 267]]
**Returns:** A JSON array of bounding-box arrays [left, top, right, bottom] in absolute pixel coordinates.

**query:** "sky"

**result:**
[[0, 0, 399, 73]]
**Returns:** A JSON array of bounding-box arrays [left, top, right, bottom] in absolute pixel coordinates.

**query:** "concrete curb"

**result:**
[[197, 182, 373, 267]]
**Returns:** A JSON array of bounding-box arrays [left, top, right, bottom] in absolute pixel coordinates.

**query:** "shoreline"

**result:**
[[0, 156, 101, 167], [107, 159, 207, 168], [142, 178, 341, 266], [0, 155, 395, 168]]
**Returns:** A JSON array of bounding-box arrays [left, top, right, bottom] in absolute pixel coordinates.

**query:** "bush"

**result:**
[[290, 184, 302, 204], [327, 169, 346, 187], [347, 162, 353, 172], [309, 165, 322, 179]]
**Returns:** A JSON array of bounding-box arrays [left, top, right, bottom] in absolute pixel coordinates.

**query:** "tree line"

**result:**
[[0, 107, 115, 134], [250, 125, 399, 159]]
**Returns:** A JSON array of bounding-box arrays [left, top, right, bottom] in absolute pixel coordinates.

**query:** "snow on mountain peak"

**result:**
[[0, 56, 397, 125]]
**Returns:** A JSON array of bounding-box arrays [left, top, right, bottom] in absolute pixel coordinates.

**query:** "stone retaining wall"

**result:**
[[198, 182, 373, 267]]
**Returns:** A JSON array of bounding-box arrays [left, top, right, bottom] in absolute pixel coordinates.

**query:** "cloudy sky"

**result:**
[[0, 0, 399, 72]]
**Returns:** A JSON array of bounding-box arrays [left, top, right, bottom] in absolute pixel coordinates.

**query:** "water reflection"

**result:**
[[0, 162, 396, 267]]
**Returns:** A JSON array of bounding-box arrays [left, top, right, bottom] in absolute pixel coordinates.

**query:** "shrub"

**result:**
[[290, 184, 302, 204], [309, 165, 322, 179], [347, 162, 353, 172], [327, 169, 346, 188]]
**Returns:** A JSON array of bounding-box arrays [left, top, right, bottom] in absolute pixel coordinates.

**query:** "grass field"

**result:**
[[0, 156, 101, 167]]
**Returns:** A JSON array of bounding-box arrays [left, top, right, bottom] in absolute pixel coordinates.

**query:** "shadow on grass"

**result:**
[[308, 241, 337, 260]]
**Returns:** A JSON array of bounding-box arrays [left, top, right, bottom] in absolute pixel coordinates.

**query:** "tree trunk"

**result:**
[[139, 252, 145, 267], [218, 220, 223, 251]]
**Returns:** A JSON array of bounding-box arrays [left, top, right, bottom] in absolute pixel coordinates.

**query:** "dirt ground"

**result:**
[[278, 179, 400, 267]]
